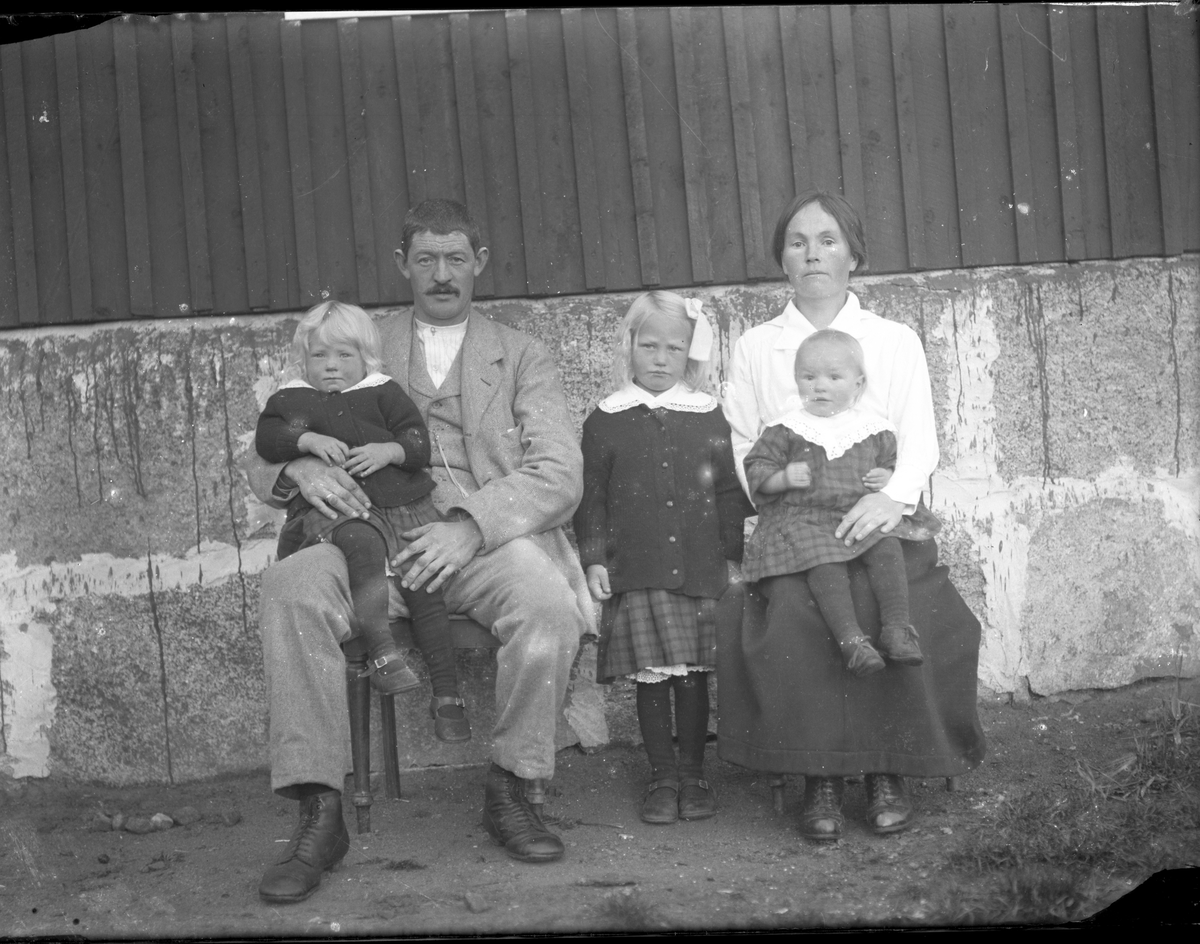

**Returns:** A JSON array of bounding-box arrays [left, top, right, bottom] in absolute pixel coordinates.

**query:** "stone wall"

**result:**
[[2, 256, 1196, 783]]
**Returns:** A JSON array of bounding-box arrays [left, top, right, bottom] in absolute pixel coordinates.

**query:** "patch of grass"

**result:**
[[592, 888, 663, 931], [919, 867, 1099, 926], [952, 687, 1199, 877]]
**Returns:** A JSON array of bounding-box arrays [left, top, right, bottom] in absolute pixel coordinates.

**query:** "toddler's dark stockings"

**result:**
[[334, 521, 457, 698]]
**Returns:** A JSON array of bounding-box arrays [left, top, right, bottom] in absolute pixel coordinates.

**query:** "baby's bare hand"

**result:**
[[298, 432, 350, 466], [863, 467, 892, 491], [784, 461, 811, 489]]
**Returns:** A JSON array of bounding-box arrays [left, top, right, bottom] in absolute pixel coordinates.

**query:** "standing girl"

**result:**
[[256, 301, 469, 742], [574, 291, 752, 824]]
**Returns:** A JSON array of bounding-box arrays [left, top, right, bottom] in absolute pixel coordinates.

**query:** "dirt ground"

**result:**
[[2, 677, 1198, 937]]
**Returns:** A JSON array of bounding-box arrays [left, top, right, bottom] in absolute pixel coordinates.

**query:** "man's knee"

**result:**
[[260, 545, 353, 636], [480, 539, 583, 647]]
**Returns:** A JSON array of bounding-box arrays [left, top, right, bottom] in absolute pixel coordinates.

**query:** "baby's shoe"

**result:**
[[879, 624, 924, 666], [362, 649, 421, 695], [839, 636, 885, 677], [430, 695, 471, 742]]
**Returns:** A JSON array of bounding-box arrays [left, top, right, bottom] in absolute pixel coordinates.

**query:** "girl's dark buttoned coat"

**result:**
[[574, 403, 753, 599]]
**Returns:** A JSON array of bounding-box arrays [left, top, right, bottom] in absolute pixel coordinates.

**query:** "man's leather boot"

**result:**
[[258, 788, 351, 903], [481, 764, 564, 863]]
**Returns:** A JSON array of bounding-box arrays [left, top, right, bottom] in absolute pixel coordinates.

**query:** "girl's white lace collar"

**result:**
[[769, 400, 895, 459], [278, 371, 391, 393], [599, 383, 717, 414]]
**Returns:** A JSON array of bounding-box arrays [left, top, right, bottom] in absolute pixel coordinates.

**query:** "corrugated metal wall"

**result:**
[[1, 6, 1197, 326]]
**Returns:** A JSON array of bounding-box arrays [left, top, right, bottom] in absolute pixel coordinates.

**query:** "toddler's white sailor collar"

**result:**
[[769, 399, 895, 460], [598, 382, 717, 414], [774, 291, 871, 350], [277, 372, 391, 392]]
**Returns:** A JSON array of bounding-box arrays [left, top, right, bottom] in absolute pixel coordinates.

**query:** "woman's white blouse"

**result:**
[[723, 291, 938, 507]]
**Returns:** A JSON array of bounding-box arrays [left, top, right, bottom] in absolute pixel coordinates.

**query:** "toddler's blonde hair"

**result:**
[[611, 290, 708, 393], [285, 301, 384, 382]]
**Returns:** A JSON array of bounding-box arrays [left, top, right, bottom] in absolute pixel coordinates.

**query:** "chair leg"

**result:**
[[381, 693, 402, 800], [945, 776, 958, 792], [346, 657, 373, 835], [768, 775, 787, 813]]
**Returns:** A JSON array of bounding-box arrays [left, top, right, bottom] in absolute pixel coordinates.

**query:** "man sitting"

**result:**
[[246, 199, 593, 903]]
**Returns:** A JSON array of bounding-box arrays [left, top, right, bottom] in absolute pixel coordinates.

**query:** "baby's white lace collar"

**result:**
[[278, 371, 391, 392], [769, 400, 895, 459], [599, 383, 717, 414]]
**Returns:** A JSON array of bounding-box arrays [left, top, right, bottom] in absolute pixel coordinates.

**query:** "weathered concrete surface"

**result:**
[[1, 255, 1196, 784]]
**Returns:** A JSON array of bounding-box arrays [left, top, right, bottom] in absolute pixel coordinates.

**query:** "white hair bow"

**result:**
[[685, 298, 714, 362]]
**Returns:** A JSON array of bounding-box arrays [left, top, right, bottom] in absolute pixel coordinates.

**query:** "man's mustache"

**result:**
[[426, 286, 459, 296]]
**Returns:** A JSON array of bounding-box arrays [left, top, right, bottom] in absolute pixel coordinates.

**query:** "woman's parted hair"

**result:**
[[771, 189, 867, 270], [610, 290, 708, 393], [285, 301, 384, 382]]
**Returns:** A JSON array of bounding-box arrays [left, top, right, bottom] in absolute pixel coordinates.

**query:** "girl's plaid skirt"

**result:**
[[598, 588, 718, 683]]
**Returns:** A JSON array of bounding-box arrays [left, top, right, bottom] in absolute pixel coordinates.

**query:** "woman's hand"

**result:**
[[286, 455, 371, 520], [835, 491, 904, 545], [586, 565, 612, 601], [393, 518, 484, 594], [344, 442, 405, 477]]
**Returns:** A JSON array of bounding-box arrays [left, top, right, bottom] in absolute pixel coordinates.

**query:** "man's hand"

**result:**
[[297, 432, 350, 467], [863, 467, 892, 491], [393, 518, 484, 593], [586, 564, 612, 601], [835, 491, 904, 545], [286, 455, 372, 520], [784, 461, 812, 489], [344, 442, 405, 478]]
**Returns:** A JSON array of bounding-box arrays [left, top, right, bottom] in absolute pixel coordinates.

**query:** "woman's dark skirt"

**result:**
[[716, 538, 987, 778]]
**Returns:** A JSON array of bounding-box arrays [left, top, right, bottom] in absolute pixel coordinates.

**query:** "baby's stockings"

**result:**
[[807, 538, 922, 677]]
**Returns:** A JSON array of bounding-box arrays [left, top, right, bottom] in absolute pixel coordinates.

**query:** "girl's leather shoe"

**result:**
[[678, 777, 717, 821], [640, 778, 680, 824], [800, 776, 845, 841], [430, 696, 471, 742], [258, 789, 350, 903]]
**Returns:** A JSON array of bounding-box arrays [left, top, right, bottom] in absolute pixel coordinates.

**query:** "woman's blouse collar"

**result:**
[[770, 399, 895, 460], [598, 382, 718, 414], [775, 291, 869, 349], [277, 371, 391, 392]]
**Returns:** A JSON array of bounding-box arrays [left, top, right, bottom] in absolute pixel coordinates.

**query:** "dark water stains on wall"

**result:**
[[0, 321, 295, 568]]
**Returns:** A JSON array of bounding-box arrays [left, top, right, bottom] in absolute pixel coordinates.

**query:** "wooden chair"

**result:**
[[343, 614, 499, 834]]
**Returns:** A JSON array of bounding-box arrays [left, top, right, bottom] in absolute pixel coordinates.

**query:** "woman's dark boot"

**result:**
[[865, 773, 913, 834], [800, 776, 845, 841]]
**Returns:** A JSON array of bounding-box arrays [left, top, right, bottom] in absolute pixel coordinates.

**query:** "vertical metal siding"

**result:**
[[1, 5, 1196, 326]]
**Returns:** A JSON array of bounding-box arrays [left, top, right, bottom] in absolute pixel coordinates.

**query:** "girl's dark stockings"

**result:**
[[636, 672, 711, 781]]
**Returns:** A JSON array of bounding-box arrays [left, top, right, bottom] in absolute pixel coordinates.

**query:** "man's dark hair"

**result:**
[[400, 198, 482, 257], [771, 189, 867, 270]]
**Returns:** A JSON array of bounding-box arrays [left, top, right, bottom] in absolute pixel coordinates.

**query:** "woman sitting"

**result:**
[[720, 190, 986, 840]]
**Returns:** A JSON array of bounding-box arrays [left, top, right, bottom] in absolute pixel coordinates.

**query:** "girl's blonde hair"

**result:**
[[611, 290, 708, 392], [285, 301, 384, 382], [794, 328, 868, 398]]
